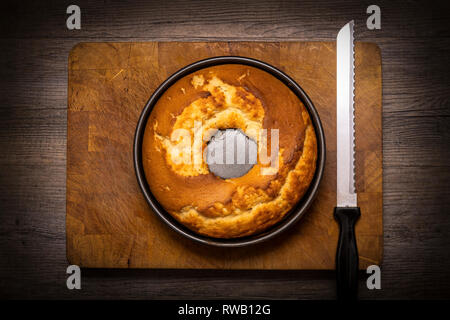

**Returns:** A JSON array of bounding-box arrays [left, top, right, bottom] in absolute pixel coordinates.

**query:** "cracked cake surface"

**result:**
[[142, 64, 317, 238]]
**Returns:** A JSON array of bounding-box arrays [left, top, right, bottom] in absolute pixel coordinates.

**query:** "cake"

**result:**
[[142, 64, 317, 238]]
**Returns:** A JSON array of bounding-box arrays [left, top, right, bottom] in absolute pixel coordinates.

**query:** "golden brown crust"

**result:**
[[142, 64, 317, 238]]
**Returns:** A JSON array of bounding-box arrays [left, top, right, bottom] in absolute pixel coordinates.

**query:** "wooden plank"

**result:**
[[1, 1, 449, 40], [66, 41, 382, 269]]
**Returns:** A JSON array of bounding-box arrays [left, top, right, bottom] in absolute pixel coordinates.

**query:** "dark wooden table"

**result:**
[[1, 0, 449, 299]]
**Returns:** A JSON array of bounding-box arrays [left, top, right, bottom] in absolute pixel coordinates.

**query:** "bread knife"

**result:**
[[335, 20, 361, 300]]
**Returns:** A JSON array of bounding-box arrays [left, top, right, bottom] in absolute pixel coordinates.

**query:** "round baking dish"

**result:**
[[134, 56, 325, 247]]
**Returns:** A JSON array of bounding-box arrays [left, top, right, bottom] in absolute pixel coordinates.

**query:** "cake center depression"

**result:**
[[154, 74, 266, 177], [206, 128, 258, 179], [142, 64, 318, 238]]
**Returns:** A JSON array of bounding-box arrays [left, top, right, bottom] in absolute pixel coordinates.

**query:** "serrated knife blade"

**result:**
[[337, 20, 357, 207], [334, 20, 361, 301]]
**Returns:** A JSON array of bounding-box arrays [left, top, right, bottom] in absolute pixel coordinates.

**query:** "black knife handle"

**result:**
[[334, 206, 361, 301]]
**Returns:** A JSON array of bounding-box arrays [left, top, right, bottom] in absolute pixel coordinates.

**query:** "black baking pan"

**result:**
[[133, 56, 326, 247]]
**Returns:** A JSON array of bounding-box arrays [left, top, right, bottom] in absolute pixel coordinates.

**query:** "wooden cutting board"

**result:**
[[67, 41, 382, 269]]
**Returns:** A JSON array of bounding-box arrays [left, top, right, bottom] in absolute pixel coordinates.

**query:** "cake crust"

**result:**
[[142, 64, 317, 238]]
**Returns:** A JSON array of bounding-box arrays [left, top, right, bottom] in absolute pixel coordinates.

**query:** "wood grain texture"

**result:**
[[66, 41, 382, 270], [1, 0, 449, 299]]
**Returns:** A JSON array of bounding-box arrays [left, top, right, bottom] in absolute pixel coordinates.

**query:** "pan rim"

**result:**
[[133, 56, 326, 247]]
